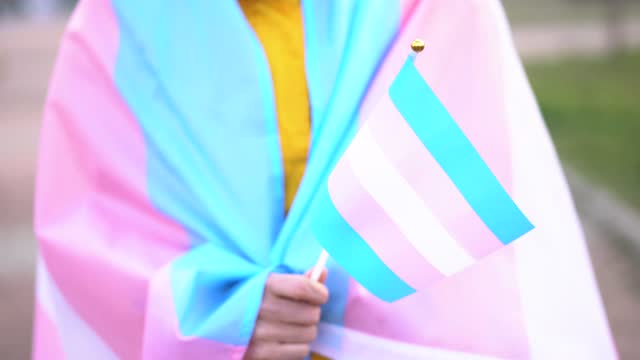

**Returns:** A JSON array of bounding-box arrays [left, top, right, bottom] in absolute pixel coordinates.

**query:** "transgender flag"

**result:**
[[311, 50, 535, 302]]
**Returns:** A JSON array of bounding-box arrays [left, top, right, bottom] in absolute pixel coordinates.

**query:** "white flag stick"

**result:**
[[310, 249, 329, 282]]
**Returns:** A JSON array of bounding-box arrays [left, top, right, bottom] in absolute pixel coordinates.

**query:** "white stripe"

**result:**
[[346, 124, 475, 276], [312, 323, 501, 360], [37, 258, 119, 360]]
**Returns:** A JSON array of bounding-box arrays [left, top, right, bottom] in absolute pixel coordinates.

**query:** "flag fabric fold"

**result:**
[[33, 0, 616, 359]]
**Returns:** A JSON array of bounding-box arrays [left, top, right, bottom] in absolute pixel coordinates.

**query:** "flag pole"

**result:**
[[309, 38, 425, 283], [310, 249, 329, 281]]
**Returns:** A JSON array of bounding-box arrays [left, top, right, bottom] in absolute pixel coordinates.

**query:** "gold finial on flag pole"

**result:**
[[411, 39, 425, 53]]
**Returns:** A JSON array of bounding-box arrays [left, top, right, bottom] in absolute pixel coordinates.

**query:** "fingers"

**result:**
[[252, 321, 318, 344], [249, 273, 327, 360], [266, 273, 329, 305], [244, 342, 310, 360], [259, 292, 321, 325]]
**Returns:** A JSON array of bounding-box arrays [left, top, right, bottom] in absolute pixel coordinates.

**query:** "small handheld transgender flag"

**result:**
[[309, 39, 534, 302]]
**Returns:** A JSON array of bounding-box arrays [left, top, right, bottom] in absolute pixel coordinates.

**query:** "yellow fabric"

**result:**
[[239, 0, 311, 213], [240, 3, 330, 360]]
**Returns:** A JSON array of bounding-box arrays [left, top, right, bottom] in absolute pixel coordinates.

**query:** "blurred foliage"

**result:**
[[526, 51, 640, 207]]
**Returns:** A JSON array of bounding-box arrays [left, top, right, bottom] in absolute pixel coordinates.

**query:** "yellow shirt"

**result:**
[[239, 0, 311, 213], [239, 2, 330, 359]]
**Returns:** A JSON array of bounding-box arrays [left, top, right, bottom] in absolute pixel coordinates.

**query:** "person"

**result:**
[[32, 0, 616, 359]]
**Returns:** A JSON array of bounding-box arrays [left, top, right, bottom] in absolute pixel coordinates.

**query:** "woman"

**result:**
[[33, 0, 616, 359]]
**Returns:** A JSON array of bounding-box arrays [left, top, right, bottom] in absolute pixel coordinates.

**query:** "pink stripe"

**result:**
[[360, 0, 514, 258], [314, 323, 501, 360], [364, 0, 514, 195], [36, 0, 123, 225], [36, 261, 120, 359], [366, 95, 503, 258], [345, 248, 530, 358], [36, 1, 190, 359], [409, 2, 513, 196], [142, 266, 246, 360], [33, 302, 66, 360], [65, 0, 119, 73], [345, 1, 530, 357], [328, 157, 442, 290], [399, 0, 421, 27]]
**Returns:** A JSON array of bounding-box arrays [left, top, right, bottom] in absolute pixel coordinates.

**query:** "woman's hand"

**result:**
[[244, 269, 328, 360]]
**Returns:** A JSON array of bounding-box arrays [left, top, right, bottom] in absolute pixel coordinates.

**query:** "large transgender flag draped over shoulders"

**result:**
[[311, 52, 535, 302], [34, 0, 616, 359]]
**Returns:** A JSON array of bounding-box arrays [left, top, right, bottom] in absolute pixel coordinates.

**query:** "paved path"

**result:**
[[514, 20, 640, 60], [583, 222, 640, 360]]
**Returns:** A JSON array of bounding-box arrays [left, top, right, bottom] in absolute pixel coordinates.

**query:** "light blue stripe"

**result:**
[[298, 0, 350, 325], [389, 57, 534, 244], [310, 187, 415, 302], [299, 0, 406, 306], [111, 0, 283, 345], [249, 18, 285, 242]]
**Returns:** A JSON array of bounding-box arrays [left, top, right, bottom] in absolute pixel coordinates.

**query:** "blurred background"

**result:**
[[1, 0, 639, 359]]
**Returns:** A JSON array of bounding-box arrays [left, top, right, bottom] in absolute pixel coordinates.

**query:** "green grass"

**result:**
[[525, 51, 640, 208]]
